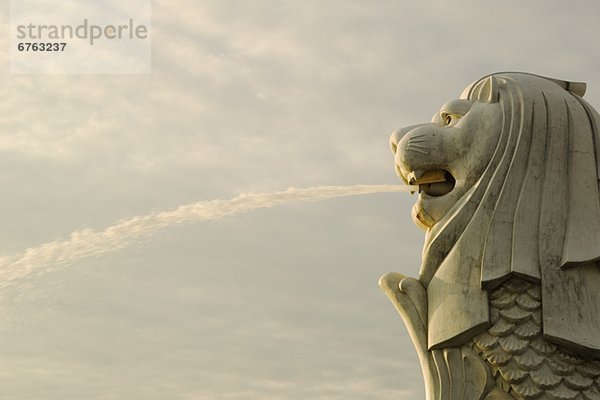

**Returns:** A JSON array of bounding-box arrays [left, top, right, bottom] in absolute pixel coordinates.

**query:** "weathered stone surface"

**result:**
[[381, 72, 600, 399]]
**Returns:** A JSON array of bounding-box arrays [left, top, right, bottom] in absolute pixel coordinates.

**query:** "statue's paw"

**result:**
[[379, 272, 429, 351], [398, 276, 427, 326], [379, 272, 412, 313], [378, 272, 406, 295], [379, 273, 427, 328]]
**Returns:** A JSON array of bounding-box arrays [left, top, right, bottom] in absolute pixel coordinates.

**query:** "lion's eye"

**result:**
[[441, 112, 462, 126]]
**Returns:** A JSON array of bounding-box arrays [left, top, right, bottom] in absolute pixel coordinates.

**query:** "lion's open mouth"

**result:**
[[407, 169, 456, 197]]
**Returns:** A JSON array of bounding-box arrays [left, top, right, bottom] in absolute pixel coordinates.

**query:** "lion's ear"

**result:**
[[475, 76, 499, 103]]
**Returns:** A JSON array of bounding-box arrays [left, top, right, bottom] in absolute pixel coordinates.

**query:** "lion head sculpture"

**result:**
[[388, 72, 600, 354]]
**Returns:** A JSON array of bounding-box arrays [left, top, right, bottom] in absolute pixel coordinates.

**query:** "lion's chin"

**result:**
[[411, 180, 463, 230], [412, 202, 436, 230]]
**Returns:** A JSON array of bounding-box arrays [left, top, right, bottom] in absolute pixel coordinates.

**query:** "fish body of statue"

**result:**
[[381, 72, 600, 400]]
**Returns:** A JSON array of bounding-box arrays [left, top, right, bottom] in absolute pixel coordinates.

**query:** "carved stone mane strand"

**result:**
[[419, 73, 600, 354]]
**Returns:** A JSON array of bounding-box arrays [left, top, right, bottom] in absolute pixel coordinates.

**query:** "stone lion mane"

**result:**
[[419, 73, 600, 354]]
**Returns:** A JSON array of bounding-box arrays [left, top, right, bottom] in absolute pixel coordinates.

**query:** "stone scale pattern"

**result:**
[[472, 278, 600, 400]]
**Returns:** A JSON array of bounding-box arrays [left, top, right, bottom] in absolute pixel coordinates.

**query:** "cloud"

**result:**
[[0, 190, 423, 400], [1, 1, 600, 399]]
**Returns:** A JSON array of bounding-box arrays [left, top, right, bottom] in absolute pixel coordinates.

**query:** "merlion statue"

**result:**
[[380, 72, 600, 399]]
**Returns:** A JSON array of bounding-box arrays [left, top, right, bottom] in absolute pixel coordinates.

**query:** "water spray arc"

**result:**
[[0, 184, 413, 287]]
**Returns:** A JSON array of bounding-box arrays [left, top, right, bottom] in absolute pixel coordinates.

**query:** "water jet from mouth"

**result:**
[[0, 184, 414, 287]]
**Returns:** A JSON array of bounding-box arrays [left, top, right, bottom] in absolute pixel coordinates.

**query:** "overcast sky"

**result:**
[[1, 1, 600, 399]]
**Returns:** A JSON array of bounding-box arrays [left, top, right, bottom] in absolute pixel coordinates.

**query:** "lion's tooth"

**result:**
[[414, 170, 447, 185], [412, 170, 426, 181], [407, 171, 417, 185]]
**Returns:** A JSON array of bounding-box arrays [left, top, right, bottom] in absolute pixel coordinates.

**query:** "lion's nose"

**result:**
[[390, 124, 424, 155]]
